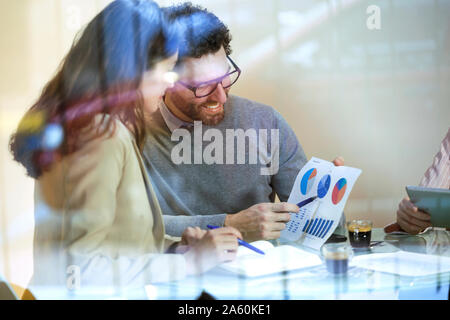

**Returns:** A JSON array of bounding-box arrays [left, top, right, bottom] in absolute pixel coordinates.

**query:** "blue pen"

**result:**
[[296, 196, 317, 209], [206, 225, 265, 255]]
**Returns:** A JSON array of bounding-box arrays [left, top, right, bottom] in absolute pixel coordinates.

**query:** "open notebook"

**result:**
[[218, 241, 322, 277]]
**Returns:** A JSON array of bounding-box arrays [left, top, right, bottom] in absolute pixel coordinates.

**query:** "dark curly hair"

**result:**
[[163, 2, 232, 63]]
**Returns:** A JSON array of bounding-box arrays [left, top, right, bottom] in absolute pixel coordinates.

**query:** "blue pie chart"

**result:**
[[317, 174, 331, 198], [300, 168, 317, 195]]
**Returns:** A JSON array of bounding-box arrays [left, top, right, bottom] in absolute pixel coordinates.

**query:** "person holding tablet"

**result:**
[[385, 128, 450, 234]]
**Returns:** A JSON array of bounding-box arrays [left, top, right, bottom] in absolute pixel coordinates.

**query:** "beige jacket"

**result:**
[[30, 115, 186, 291]]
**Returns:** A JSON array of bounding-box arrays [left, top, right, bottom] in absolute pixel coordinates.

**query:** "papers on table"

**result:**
[[280, 157, 362, 250], [218, 240, 322, 277], [351, 251, 450, 277]]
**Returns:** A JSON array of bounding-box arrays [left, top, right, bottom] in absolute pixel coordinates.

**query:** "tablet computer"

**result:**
[[405, 185, 450, 228]]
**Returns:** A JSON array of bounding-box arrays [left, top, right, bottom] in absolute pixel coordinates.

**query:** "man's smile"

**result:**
[[201, 102, 223, 115]]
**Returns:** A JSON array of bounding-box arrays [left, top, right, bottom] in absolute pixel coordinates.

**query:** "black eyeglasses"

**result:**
[[177, 56, 241, 98]]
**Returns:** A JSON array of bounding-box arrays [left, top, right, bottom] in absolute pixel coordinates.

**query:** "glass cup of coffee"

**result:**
[[347, 220, 372, 249], [321, 243, 353, 275]]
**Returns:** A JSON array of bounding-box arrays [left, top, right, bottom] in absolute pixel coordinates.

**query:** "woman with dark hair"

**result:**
[[9, 0, 240, 294]]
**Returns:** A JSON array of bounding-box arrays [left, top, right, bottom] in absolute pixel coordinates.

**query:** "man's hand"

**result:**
[[396, 196, 431, 234], [333, 156, 345, 166], [224, 202, 299, 241]]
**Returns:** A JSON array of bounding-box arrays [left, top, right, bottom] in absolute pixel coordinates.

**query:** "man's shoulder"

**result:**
[[227, 95, 284, 125], [228, 95, 275, 112]]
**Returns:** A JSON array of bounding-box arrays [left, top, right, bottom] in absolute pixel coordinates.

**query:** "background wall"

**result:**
[[0, 0, 449, 288]]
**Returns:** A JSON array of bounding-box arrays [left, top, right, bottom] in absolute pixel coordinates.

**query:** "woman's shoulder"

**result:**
[[93, 113, 132, 136], [87, 114, 133, 142], [75, 114, 135, 158]]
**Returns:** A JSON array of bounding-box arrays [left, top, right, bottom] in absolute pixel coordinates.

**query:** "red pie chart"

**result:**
[[332, 178, 347, 205]]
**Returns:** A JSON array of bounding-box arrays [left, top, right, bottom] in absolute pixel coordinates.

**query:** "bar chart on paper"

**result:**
[[302, 218, 334, 239], [283, 203, 335, 243]]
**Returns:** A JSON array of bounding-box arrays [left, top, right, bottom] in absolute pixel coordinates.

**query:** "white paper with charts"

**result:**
[[280, 157, 362, 250]]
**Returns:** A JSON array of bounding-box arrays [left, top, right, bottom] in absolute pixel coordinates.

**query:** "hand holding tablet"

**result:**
[[406, 186, 450, 229]]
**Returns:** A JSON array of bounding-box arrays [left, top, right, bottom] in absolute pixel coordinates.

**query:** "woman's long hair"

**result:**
[[9, 0, 178, 178]]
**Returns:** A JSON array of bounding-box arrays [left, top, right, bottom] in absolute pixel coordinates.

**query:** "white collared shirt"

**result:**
[[159, 99, 193, 133]]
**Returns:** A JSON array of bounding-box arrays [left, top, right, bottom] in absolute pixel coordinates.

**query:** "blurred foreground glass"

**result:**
[[347, 220, 373, 249], [321, 243, 353, 275]]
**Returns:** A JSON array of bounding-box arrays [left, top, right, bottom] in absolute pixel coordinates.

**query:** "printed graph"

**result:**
[[332, 178, 347, 205], [302, 218, 334, 239], [285, 207, 308, 234], [300, 168, 317, 195], [317, 174, 331, 198]]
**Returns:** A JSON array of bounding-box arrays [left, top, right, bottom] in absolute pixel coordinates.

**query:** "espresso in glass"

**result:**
[[347, 220, 372, 248], [321, 243, 352, 275], [325, 252, 349, 274]]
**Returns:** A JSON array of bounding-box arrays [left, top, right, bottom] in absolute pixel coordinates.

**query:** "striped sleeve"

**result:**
[[419, 127, 450, 189]]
